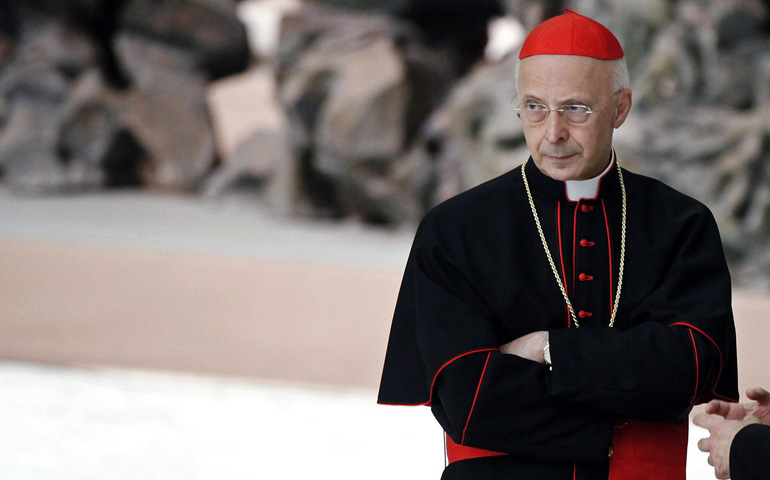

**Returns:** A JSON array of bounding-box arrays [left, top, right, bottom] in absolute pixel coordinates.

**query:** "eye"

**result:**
[[563, 104, 590, 113], [525, 103, 548, 112]]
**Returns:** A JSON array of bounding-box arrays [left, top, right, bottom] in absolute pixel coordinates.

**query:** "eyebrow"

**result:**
[[520, 95, 592, 106], [518, 94, 543, 103]]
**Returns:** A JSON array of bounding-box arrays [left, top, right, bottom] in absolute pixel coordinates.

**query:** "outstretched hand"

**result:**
[[693, 412, 757, 479], [693, 387, 770, 479], [704, 387, 770, 422], [744, 387, 770, 422]]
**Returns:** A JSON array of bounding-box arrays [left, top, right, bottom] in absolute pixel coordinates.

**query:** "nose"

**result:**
[[544, 109, 569, 144]]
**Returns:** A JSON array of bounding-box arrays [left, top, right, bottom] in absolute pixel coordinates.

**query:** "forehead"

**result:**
[[517, 54, 612, 101]]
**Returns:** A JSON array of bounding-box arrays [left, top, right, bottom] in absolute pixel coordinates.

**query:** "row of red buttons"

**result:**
[[578, 214, 595, 318], [578, 273, 593, 318]]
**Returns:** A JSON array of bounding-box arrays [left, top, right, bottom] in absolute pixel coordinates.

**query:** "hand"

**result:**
[[744, 387, 770, 423], [500, 331, 548, 363], [693, 386, 770, 479], [704, 399, 749, 421], [693, 412, 760, 479], [704, 387, 770, 423]]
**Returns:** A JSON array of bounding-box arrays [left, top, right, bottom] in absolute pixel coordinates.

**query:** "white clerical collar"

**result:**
[[564, 152, 615, 202]]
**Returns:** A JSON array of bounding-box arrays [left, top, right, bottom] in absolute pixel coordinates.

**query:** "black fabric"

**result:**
[[378, 159, 739, 478], [730, 423, 770, 480]]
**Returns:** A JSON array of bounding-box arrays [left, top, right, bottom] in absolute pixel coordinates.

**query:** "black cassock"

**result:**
[[378, 159, 738, 479], [731, 424, 770, 480]]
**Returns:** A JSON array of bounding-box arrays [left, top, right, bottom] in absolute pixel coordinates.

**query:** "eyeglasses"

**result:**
[[514, 102, 603, 125]]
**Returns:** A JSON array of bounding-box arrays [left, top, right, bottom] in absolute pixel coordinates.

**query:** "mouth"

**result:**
[[543, 153, 577, 161]]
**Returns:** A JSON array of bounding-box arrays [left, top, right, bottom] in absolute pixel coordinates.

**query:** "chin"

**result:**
[[533, 156, 585, 181], [542, 163, 584, 181]]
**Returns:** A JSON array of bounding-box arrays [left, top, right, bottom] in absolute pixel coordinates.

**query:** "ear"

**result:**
[[612, 88, 632, 129]]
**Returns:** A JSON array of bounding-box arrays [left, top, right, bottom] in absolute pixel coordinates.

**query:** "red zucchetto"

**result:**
[[519, 9, 624, 60]]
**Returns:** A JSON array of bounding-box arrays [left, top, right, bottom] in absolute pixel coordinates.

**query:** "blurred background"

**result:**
[[0, 0, 768, 478]]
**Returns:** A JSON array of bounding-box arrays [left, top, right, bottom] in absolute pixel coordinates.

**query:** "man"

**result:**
[[694, 387, 770, 479], [378, 10, 738, 480]]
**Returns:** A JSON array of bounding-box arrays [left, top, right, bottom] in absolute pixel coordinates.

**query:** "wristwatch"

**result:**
[[542, 342, 552, 366]]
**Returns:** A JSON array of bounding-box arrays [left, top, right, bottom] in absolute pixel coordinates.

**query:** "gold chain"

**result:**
[[521, 159, 626, 328]]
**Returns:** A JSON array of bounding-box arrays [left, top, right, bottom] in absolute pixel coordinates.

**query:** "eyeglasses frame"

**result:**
[[513, 90, 622, 126], [514, 102, 604, 125]]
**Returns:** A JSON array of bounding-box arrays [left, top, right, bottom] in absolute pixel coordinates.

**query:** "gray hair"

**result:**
[[610, 57, 630, 93]]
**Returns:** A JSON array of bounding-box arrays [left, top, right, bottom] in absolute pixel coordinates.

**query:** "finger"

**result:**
[[704, 400, 721, 415], [697, 438, 711, 452], [716, 468, 729, 479], [705, 400, 733, 417], [693, 413, 717, 429], [747, 387, 770, 404]]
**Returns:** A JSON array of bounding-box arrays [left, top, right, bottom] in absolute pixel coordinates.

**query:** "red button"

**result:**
[[580, 239, 595, 247], [578, 310, 593, 318], [578, 274, 594, 281], [581, 205, 594, 212]]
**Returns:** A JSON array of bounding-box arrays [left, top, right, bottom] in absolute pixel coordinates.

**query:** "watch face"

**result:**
[[544, 345, 552, 365]]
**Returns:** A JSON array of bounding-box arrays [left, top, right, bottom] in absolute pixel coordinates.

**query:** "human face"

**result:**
[[516, 55, 632, 181]]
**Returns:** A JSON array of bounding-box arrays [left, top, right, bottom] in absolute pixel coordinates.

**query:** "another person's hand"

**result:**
[[704, 387, 770, 422], [499, 331, 548, 363], [693, 412, 759, 479], [693, 387, 770, 479], [743, 387, 770, 423]]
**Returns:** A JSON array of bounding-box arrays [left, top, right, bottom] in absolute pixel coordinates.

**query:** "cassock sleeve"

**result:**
[[730, 424, 770, 480], [547, 201, 738, 421], [378, 212, 615, 462]]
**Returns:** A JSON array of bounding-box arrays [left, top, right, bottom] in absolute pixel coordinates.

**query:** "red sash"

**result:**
[[445, 434, 507, 464], [445, 420, 688, 480], [608, 420, 688, 480]]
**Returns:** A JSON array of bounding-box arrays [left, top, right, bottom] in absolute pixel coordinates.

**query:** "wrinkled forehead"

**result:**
[[517, 54, 614, 100]]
